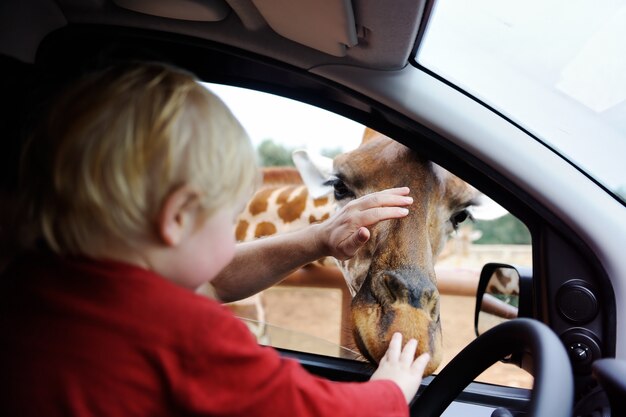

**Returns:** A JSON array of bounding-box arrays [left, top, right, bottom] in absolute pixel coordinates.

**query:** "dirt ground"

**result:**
[[259, 287, 533, 388]]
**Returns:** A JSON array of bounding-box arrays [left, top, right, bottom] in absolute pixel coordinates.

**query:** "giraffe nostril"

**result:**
[[381, 274, 407, 304], [425, 288, 441, 322], [376, 270, 439, 316], [429, 298, 440, 322], [383, 277, 395, 302]]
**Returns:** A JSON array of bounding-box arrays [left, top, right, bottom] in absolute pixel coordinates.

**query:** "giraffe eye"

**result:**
[[324, 178, 354, 200], [450, 209, 473, 230]]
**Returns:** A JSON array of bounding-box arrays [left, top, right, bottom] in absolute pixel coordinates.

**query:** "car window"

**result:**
[[205, 82, 533, 389], [416, 0, 626, 206]]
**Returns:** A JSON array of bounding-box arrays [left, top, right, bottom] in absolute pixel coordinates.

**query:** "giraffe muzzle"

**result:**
[[350, 267, 442, 374]]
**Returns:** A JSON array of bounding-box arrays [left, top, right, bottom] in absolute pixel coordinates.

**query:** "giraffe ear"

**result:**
[[292, 149, 334, 199], [468, 194, 509, 221]]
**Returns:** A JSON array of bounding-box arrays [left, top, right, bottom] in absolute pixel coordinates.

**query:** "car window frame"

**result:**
[[34, 23, 618, 403]]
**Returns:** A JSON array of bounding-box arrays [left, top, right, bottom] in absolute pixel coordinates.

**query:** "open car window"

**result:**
[[204, 82, 534, 389]]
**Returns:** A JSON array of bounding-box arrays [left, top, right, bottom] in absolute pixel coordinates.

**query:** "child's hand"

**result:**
[[370, 332, 431, 404]]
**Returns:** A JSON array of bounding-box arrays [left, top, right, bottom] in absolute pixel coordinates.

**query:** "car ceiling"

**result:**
[[1, 0, 427, 70]]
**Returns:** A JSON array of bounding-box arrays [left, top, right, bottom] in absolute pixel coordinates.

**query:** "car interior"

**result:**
[[2, 1, 626, 416]]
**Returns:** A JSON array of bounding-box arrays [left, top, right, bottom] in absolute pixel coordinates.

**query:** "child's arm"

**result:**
[[209, 187, 412, 302], [370, 332, 431, 404]]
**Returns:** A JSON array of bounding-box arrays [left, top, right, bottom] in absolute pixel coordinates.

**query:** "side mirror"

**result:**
[[474, 263, 532, 337]]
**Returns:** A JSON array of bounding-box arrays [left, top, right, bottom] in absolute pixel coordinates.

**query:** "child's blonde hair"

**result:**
[[21, 62, 258, 257]]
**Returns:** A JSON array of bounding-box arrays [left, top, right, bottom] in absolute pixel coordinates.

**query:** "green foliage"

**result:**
[[257, 139, 295, 167], [320, 147, 344, 158], [473, 213, 531, 245], [493, 294, 519, 308], [256, 139, 345, 167]]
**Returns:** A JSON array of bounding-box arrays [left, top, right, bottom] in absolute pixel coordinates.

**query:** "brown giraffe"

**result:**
[[296, 129, 486, 375], [224, 128, 502, 376]]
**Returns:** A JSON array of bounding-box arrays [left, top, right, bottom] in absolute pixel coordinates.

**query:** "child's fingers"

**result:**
[[382, 332, 403, 363], [399, 338, 418, 365], [411, 353, 431, 374]]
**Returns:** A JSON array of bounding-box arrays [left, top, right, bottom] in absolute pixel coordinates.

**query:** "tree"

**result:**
[[321, 147, 344, 158], [256, 140, 346, 167], [473, 214, 531, 245], [256, 139, 295, 167]]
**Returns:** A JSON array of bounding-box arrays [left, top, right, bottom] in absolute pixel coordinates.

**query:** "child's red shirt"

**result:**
[[0, 252, 407, 417]]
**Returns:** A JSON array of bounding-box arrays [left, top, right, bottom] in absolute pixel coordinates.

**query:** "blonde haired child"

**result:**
[[22, 63, 257, 260], [1, 62, 429, 416]]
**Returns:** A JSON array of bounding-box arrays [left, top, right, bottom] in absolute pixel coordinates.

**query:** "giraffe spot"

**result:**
[[235, 220, 249, 241], [278, 187, 308, 223], [248, 188, 274, 215], [313, 196, 328, 207], [487, 284, 503, 295], [276, 186, 299, 204], [255, 222, 277, 238], [309, 213, 331, 224], [498, 273, 512, 286]]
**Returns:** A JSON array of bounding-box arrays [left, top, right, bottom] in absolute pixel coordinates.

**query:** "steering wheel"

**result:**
[[411, 318, 573, 417]]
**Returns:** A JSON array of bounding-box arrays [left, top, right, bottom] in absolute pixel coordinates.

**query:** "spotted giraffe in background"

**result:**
[[221, 167, 337, 343], [480, 266, 521, 321], [235, 167, 333, 247], [487, 267, 520, 297]]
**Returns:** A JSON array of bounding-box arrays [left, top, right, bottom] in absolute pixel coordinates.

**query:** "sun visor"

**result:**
[[113, 0, 230, 21], [251, 0, 358, 57]]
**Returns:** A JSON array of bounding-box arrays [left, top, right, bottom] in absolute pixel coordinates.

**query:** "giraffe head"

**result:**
[[296, 129, 487, 375]]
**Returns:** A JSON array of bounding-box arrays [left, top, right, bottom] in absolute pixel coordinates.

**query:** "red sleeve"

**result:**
[[169, 302, 409, 417]]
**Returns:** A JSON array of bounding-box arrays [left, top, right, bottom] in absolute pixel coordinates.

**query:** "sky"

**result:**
[[205, 83, 365, 154]]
